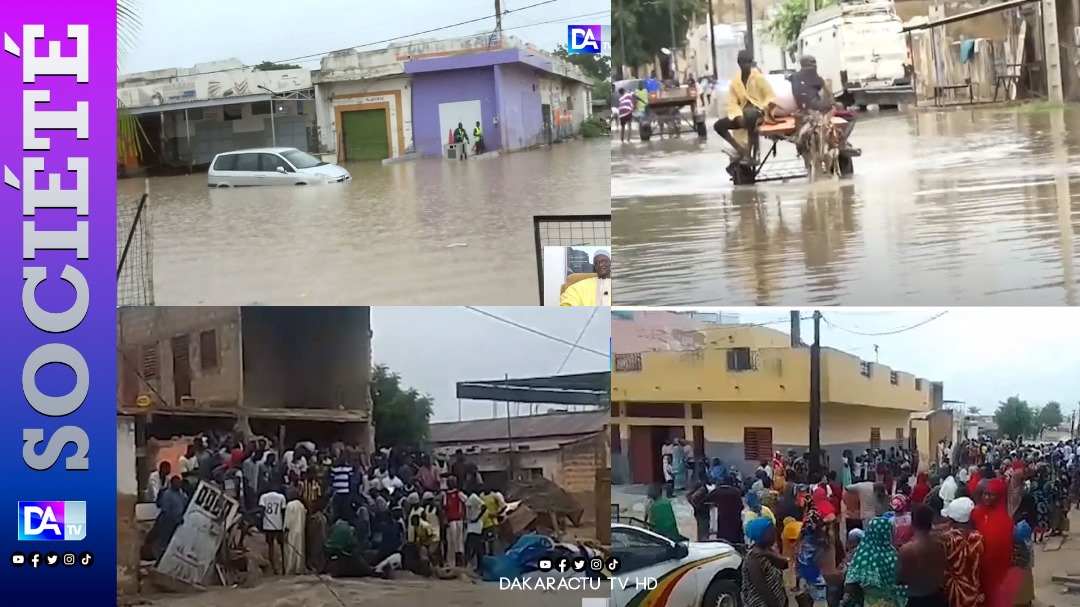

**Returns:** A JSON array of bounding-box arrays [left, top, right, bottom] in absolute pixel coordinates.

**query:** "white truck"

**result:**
[[797, 0, 914, 108]]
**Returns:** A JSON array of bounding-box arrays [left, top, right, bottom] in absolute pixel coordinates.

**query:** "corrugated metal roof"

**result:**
[[429, 410, 608, 444]]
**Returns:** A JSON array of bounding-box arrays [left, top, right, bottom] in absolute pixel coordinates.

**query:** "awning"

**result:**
[[901, 0, 1038, 33], [455, 371, 610, 406], [125, 93, 272, 116]]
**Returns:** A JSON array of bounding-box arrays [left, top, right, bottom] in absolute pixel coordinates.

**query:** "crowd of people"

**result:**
[[144, 433, 511, 581], [640, 438, 1080, 607]]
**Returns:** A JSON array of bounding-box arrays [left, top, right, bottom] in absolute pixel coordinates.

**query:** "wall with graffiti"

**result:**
[[118, 65, 313, 109]]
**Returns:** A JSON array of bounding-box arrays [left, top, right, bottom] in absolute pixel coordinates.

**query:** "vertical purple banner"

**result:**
[[0, 0, 117, 602]]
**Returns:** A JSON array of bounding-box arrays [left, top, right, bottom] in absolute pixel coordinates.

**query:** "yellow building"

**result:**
[[611, 315, 942, 485]]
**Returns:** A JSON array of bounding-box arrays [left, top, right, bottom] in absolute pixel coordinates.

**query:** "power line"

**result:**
[[556, 307, 600, 374], [465, 307, 608, 358], [821, 311, 949, 337], [147, 0, 589, 79]]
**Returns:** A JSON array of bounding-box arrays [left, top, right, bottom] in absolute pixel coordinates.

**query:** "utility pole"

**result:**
[[744, 0, 755, 58], [669, 0, 678, 78], [1042, 0, 1064, 102], [790, 310, 801, 347], [494, 0, 503, 35], [617, 0, 627, 78], [809, 311, 823, 480], [707, 0, 718, 79]]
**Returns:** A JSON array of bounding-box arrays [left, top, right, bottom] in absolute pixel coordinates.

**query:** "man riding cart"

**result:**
[[714, 52, 859, 185]]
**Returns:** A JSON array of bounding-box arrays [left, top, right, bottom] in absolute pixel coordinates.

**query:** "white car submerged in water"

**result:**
[[610, 522, 742, 607], [207, 147, 351, 187]]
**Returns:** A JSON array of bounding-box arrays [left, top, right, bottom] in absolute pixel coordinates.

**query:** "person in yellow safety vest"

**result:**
[[473, 121, 485, 155], [634, 87, 649, 123], [453, 122, 469, 160]]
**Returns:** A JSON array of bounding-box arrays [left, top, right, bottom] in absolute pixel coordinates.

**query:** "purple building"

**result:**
[[404, 48, 591, 157]]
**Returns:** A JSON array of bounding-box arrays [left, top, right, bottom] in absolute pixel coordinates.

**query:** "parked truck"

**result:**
[[797, 0, 914, 108]]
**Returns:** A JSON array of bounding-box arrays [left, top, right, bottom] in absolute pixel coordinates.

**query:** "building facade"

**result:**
[[118, 59, 316, 171], [610, 314, 942, 485], [117, 306, 373, 449]]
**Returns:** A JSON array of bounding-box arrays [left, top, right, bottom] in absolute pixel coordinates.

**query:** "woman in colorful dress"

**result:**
[[889, 494, 914, 547], [743, 517, 789, 607], [975, 479, 1016, 607], [1028, 467, 1051, 543], [939, 497, 985, 607], [843, 517, 906, 607], [796, 509, 828, 601]]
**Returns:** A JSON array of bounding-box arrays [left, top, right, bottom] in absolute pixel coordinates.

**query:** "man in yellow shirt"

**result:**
[[559, 249, 611, 306], [713, 50, 777, 160]]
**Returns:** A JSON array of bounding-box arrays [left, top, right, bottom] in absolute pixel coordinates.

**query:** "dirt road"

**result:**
[[133, 574, 608, 607]]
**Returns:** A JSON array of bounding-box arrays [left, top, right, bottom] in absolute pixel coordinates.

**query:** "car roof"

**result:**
[[215, 147, 300, 156]]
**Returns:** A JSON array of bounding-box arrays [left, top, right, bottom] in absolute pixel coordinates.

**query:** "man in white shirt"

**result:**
[[258, 488, 287, 573], [464, 491, 487, 573]]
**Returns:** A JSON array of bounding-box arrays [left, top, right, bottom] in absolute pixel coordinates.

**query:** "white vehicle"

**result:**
[[610, 522, 742, 607], [207, 147, 351, 187], [797, 0, 913, 108]]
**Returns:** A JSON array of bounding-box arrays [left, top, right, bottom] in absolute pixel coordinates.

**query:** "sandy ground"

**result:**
[[128, 574, 609, 607]]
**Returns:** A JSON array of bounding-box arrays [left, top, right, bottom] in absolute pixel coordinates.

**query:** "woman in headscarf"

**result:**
[[889, 494, 914, 547], [743, 490, 777, 542], [911, 472, 932, 505], [797, 509, 829, 602], [939, 497, 985, 607], [671, 440, 687, 492], [966, 466, 982, 497], [974, 478, 1015, 607], [742, 517, 789, 607], [1028, 466, 1051, 543], [1003, 520, 1035, 607], [645, 482, 684, 542], [843, 517, 906, 607]]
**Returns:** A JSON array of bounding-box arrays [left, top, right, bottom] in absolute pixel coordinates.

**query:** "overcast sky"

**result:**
[[632, 309, 1080, 417], [371, 307, 609, 422], [121, 0, 611, 74]]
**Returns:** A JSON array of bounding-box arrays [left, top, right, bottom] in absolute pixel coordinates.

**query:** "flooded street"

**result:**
[[121, 141, 608, 306], [134, 575, 607, 607], [613, 108, 1080, 306]]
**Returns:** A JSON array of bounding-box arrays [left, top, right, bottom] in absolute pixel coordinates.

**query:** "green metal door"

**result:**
[[341, 109, 389, 160]]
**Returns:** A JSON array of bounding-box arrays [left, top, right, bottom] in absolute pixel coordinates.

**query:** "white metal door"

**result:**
[[438, 100, 482, 148]]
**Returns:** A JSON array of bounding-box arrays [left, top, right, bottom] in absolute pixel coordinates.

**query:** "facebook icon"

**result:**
[[567, 25, 602, 54]]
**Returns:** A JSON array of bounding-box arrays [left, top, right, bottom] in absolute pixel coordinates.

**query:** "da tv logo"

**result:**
[[18, 501, 87, 541], [567, 25, 603, 54]]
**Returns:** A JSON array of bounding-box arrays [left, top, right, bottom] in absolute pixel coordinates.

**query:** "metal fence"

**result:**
[[117, 181, 154, 307], [532, 214, 611, 304]]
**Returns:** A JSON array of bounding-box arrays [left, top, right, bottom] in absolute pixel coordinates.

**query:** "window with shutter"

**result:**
[[614, 353, 642, 372], [870, 427, 881, 449], [141, 345, 159, 379], [743, 427, 773, 462], [727, 348, 753, 371]]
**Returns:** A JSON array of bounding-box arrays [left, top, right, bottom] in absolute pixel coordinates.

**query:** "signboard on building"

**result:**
[[155, 481, 239, 586], [162, 84, 197, 103]]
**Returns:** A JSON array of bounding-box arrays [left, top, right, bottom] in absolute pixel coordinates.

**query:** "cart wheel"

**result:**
[[695, 118, 707, 139], [640, 122, 653, 142], [837, 154, 854, 178], [729, 162, 756, 185]]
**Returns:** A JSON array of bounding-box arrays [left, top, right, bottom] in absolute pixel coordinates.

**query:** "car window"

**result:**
[[612, 527, 674, 574], [234, 153, 259, 172], [281, 149, 323, 169], [212, 154, 237, 171], [260, 153, 292, 172]]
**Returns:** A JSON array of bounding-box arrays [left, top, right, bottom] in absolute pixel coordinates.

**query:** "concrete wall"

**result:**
[[410, 67, 498, 156], [117, 416, 139, 595], [158, 99, 316, 165], [117, 307, 243, 411], [118, 62, 312, 109], [314, 77, 413, 157], [613, 343, 931, 411], [240, 307, 372, 414], [495, 64, 542, 150], [611, 402, 911, 482]]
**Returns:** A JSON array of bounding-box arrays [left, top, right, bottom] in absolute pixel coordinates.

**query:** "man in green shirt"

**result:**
[[453, 122, 470, 160]]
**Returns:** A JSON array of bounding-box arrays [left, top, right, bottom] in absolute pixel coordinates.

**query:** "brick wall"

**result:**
[[117, 307, 242, 411]]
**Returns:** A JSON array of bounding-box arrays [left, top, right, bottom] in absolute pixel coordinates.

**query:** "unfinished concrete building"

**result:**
[[117, 306, 374, 449]]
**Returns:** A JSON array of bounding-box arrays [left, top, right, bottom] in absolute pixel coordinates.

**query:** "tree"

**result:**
[[371, 364, 434, 449], [612, 0, 705, 76], [994, 396, 1036, 441], [254, 61, 303, 71], [118, 0, 149, 163], [765, 0, 838, 61], [1036, 401, 1064, 436], [967, 405, 981, 416], [553, 45, 611, 82]]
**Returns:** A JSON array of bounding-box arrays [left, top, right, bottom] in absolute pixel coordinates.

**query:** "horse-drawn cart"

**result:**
[[639, 86, 708, 142], [727, 115, 857, 185]]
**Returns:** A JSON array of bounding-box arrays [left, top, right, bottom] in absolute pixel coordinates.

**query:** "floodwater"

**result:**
[[612, 108, 1080, 306], [135, 575, 608, 607], [119, 141, 609, 306]]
